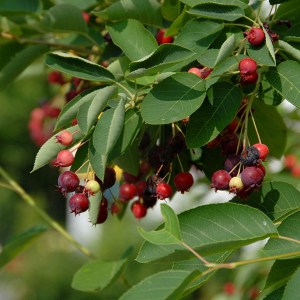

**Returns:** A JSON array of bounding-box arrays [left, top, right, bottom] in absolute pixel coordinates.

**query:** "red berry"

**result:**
[[54, 150, 74, 167], [69, 193, 89, 215], [55, 130, 73, 146], [156, 182, 173, 200], [97, 198, 108, 224], [223, 282, 235, 295], [211, 170, 231, 191], [240, 71, 258, 85], [156, 29, 174, 45], [257, 163, 266, 176], [174, 172, 194, 193], [58, 171, 80, 194], [47, 71, 65, 85], [111, 201, 123, 215], [246, 27, 265, 46], [131, 201, 147, 219], [284, 154, 297, 169], [82, 11, 90, 23], [291, 165, 300, 177], [239, 58, 257, 75], [123, 171, 140, 183], [253, 143, 269, 161], [188, 67, 202, 77], [119, 183, 137, 202], [135, 181, 147, 198], [240, 166, 264, 188]]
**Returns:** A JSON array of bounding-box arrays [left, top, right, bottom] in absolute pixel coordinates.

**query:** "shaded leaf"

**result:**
[[0, 225, 47, 269], [266, 61, 300, 108], [214, 34, 236, 67], [264, 286, 285, 300], [247, 42, 276, 67], [278, 40, 300, 62], [137, 203, 277, 263], [119, 270, 200, 300], [72, 258, 127, 292], [181, 0, 248, 9], [46, 52, 115, 82], [281, 267, 300, 300], [88, 141, 107, 181], [141, 72, 206, 125], [0, 0, 41, 14], [161, 0, 181, 21], [31, 125, 85, 172], [107, 19, 157, 61], [88, 191, 102, 226], [186, 82, 242, 148]]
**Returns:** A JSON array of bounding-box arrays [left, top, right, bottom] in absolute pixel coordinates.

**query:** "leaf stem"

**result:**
[[113, 81, 134, 99], [0, 167, 96, 259], [180, 241, 210, 265]]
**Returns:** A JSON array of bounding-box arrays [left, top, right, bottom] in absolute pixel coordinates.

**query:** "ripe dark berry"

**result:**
[[253, 143, 269, 161], [224, 154, 240, 177], [97, 198, 108, 224], [58, 171, 80, 194], [240, 146, 260, 166], [96, 167, 116, 190], [146, 175, 162, 194], [240, 166, 264, 188], [156, 29, 174, 45], [119, 183, 137, 202], [156, 182, 173, 200], [174, 172, 194, 193], [54, 150, 74, 167], [55, 130, 73, 146], [239, 58, 257, 75], [169, 133, 186, 154], [221, 133, 239, 155], [131, 200, 147, 219], [142, 190, 157, 208], [246, 27, 265, 46], [211, 170, 231, 191], [123, 172, 140, 183], [69, 193, 89, 215]]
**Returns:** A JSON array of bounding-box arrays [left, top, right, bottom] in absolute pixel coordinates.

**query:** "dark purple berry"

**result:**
[[69, 193, 89, 215], [224, 154, 240, 176], [142, 190, 157, 208], [240, 146, 260, 166], [240, 166, 264, 188], [211, 170, 231, 191], [58, 171, 80, 194], [174, 172, 194, 193]]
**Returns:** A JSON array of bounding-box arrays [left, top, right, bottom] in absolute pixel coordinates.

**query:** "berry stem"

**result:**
[[177, 154, 184, 173], [250, 108, 262, 144], [0, 167, 96, 259]]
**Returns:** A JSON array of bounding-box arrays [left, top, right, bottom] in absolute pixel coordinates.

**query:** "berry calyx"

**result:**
[[211, 170, 231, 191], [246, 27, 265, 46], [239, 58, 257, 75], [55, 130, 73, 146], [240, 166, 264, 188], [119, 183, 137, 202], [54, 150, 74, 167], [156, 182, 173, 200], [131, 200, 147, 219], [253, 143, 269, 161], [85, 180, 100, 195], [58, 171, 80, 194], [173, 172, 194, 193], [69, 193, 89, 215], [156, 29, 174, 45]]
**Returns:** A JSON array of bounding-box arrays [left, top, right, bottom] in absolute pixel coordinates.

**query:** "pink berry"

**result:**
[[211, 170, 231, 191], [131, 201, 147, 219], [173, 172, 194, 193], [253, 143, 269, 161], [69, 193, 89, 215], [239, 58, 257, 75], [54, 150, 74, 167], [188, 67, 202, 77], [156, 182, 173, 200], [56, 131, 73, 146], [246, 27, 265, 46], [119, 183, 137, 202], [58, 171, 80, 194]]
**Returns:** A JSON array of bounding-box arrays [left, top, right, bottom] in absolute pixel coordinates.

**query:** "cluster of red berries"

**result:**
[[284, 154, 300, 177], [239, 57, 258, 85]]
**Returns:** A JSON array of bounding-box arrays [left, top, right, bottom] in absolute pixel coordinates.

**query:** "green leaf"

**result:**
[[93, 97, 125, 156], [0, 45, 49, 91], [188, 4, 244, 21], [0, 0, 41, 14], [266, 61, 300, 108], [107, 19, 157, 61], [128, 44, 195, 79], [88, 142, 107, 181], [137, 203, 277, 263], [0, 225, 47, 268], [39, 4, 88, 33], [46, 52, 115, 82], [138, 204, 181, 245], [174, 19, 223, 55], [281, 267, 300, 300], [119, 270, 200, 300], [264, 258, 300, 295], [247, 42, 276, 67], [278, 40, 300, 62], [213, 34, 236, 67], [70, 141, 89, 173], [93, 0, 163, 27], [109, 108, 142, 160], [275, 0, 300, 24], [55, 88, 100, 131], [88, 191, 102, 226], [262, 26, 276, 64], [264, 286, 285, 300], [141, 72, 206, 125], [180, 0, 248, 9], [248, 100, 287, 158], [186, 82, 242, 148], [77, 86, 117, 134], [262, 211, 300, 257], [31, 125, 85, 172], [161, 0, 181, 21], [259, 74, 283, 106], [72, 258, 127, 292], [197, 49, 219, 68], [232, 181, 300, 223]]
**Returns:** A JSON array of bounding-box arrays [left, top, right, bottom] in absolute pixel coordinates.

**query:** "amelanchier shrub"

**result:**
[[1, 0, 300, 299]]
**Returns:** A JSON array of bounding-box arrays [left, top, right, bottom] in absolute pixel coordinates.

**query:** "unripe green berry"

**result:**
[[229, 176, 244, 193], [85, 180, 100, 194]]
